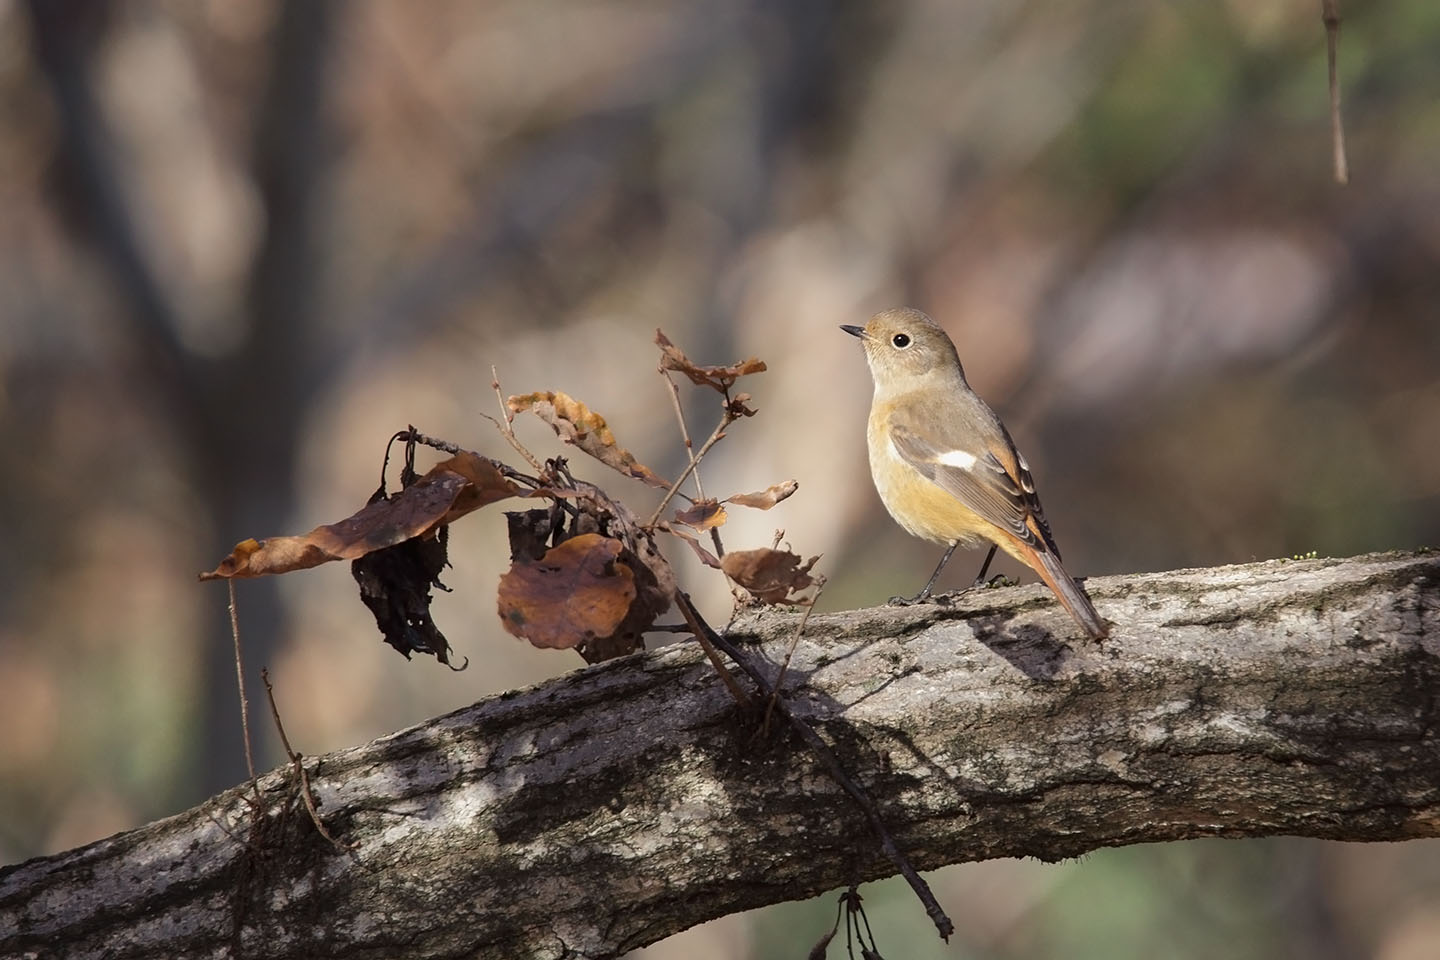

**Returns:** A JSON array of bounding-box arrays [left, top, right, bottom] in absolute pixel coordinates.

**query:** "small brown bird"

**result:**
[[842, 307, 1108, 639]]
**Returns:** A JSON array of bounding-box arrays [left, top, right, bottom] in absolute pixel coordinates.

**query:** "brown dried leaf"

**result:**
[[664, 526, 723, 569], [497, 533, 637, 650], [507, 391, 668, 488], [656, 329, 767, 392], [200, 452, 520, 579], [595, 533, 672, 663], [727, 393, 758, 418], [725, 480, 798, 510], [720, 548, 819, 604], [673, 498, 727, 531]]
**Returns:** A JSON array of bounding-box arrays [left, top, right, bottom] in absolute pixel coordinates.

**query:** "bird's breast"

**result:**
[[865, 409, 991, 547]]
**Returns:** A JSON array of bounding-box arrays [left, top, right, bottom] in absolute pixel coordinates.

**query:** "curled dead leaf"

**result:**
[[497, 533, 637, 651], [200, 451, 520, 579], [720, 548, 819, 604], [725, 480, 798, 510], [663, 525, 723, 569], [727, 393, 758, 418], [673, 498, 727, 531], [655, 329, 766, 393], [352, 526, 459, 667], [507, 391, 668, 488]]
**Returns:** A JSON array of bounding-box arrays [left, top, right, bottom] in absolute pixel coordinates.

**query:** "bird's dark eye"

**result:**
[[891, 333, 911, 349]]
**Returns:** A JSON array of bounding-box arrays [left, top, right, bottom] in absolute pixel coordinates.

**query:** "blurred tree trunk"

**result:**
[[2, 552, 1437, 960], [26, 0, 340, 797]]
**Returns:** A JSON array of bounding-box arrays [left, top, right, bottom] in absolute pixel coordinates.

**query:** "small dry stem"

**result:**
[[261, 669, 356, 854], [484, 368, 545, 472]]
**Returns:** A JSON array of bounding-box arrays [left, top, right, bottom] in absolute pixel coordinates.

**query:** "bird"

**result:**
[[841, 307, 1108, 639]]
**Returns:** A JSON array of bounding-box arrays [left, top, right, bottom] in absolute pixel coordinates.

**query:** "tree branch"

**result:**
[[3, 551, 1438, 959]]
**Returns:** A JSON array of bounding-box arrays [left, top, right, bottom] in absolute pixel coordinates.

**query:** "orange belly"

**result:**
[[866, 412, 1025, 562]]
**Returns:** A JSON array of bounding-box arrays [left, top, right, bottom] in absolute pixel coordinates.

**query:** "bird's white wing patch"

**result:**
[[935, 449, 978, 470]]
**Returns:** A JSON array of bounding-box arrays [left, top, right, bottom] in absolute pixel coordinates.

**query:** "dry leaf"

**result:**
[[352, 525, 458, 666], [655, 329, 767, 392], [665, 526, 723, 569], [597, 532, 674, 663], [726, 480, 798, 510], [727, 393, 758, 418], [200, 451, 520, 579], [720, 548, 819, 604], [497, 533, 637, 650], [507, 391, 668, 488], [673, 498, 727, 531]]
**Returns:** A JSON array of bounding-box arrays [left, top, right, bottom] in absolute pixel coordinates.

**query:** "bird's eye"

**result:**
[[891, 333, 911, 349]]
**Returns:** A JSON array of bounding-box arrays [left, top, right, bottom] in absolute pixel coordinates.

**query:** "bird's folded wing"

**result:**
[[889, 420, 1050, 552]]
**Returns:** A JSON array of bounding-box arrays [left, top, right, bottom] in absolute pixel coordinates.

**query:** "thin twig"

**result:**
[[487, 368, 545, 472], [1322, 0, 1349, 184], [762, 578, 826, 732], [674, 592, 954, 942], [674, 592, 753, 709], [204, 809, 246, 846], [660, 370, 727, 557], [261, 669, 355, 853], [401, 424, 583, 522], [228, 580, 258, 790], [660, 370, 706, 500], [402, 427, 460, 456], [645, 411, 735, 527]]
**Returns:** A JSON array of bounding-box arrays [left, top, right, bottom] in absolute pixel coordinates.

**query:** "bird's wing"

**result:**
[[889, 417, 1061, 558]]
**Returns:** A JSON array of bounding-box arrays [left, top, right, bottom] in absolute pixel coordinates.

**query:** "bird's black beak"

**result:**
[[839, 324, 868, 340]]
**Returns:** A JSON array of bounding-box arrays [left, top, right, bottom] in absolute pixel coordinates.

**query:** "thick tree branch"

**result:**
[[3, 551, 1439, 959]]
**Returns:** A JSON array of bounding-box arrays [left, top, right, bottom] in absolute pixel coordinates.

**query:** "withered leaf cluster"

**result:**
[[497, 482, 674, 663], [201, 444, 528, 665], [201, 328, 814, 667]]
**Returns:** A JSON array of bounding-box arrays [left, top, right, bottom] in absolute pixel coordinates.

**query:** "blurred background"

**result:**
[[2, 1, 1438, 957]]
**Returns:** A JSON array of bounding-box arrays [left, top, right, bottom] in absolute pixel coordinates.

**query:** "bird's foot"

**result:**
[[887, 590, 952, 606]]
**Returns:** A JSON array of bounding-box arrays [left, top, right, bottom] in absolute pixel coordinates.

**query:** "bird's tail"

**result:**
[[1023, 545, 1109, 640]]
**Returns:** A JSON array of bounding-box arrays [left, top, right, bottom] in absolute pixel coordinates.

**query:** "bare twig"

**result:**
[[400, 427, 460, 457], [646, 410, 736, 527], [660, 370, 727, 557], [673, 592, 955, 943], [674, 593, 753, 710], [399, 422, 587, 526], [660, 371, 705, 500], [261, 669, 355, 853], [228, 581, 258, 791], [485, 368, 544, 472], [762, 578, 827, 732], [1322, 0, 1349, 184]]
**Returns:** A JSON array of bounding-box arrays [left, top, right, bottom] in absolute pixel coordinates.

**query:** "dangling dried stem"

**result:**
[[1322, 0, 1349, 184]]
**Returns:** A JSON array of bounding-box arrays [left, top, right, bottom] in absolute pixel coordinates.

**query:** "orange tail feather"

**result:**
[[1022, 545, 1108, 639]]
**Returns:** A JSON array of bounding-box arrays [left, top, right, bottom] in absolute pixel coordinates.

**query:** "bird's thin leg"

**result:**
[[969, 544, 998, 587], [915, 542, 959, 600]]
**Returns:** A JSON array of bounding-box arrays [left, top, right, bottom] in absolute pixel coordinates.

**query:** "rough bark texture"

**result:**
[[3, 551, 1439, 959]]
